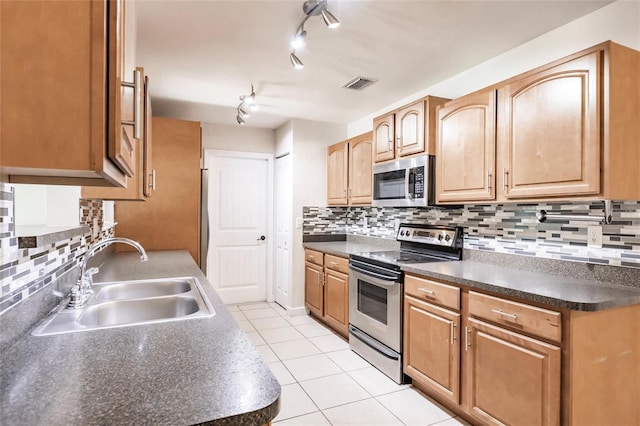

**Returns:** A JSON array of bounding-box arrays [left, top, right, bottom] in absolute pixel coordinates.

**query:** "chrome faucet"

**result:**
[[68, 237, 149, 309]]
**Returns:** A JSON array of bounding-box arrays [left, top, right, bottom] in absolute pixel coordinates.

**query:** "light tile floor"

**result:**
[[227, 302, 472, 426]]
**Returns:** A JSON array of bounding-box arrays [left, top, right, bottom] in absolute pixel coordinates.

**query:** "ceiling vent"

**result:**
[[341, 76, 377, 91]]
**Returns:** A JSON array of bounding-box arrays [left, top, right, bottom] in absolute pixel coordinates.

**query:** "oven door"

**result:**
[[348, 259, 402, 352]]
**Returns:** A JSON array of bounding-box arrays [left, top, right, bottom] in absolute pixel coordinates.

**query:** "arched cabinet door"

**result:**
[[348, 133, 373, 204], [327, 141, 349, 205], [373, 114, 395, 163], [396, 100, 424, 157], [499, 51, 600, 199], [436, 89, 497, 203]]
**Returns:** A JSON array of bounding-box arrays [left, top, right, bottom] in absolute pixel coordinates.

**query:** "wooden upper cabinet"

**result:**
[[348, 132, 373, 205], [373, 114, 396, 163], [82, 70, 153, 201], [500, 52, 600, 199], [109, 0, 137, 178], [0, 0, 140, 187], [396, 101, 424, 157], [436, 90, 497, 203], [327, 141, 349, 205], [327, 132, 373, 206]]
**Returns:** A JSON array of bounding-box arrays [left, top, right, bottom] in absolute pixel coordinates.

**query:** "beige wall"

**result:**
[[348, 0, 640, 136], [201, 122, 276, 155]]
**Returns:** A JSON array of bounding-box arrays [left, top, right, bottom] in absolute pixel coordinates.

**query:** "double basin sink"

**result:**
[[32, 277, 216, 336]]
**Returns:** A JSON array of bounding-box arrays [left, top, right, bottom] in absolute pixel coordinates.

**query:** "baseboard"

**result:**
[[285, 305, 308, 317]]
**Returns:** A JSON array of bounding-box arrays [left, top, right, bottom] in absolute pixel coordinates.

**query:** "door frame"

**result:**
[[203, 149, 275, 303]]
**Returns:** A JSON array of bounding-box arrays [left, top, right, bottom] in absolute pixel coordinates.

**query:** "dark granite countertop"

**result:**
[[303, 239, 398, 258], [0, 250, 280, 425], [402, 260, 640, 311]]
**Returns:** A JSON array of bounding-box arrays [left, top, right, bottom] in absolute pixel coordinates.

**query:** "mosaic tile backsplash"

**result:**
[[303, 201, 640, 269], [0, 184, 114, 314]]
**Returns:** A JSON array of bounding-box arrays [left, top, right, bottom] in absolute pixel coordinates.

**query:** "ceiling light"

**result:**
[[235, 84, 257, 125], [238, 105, 250, 118], [291, 29, 307, 49], [290, 51, 304, 69], [289, 1, 340, 69], [321, 9, 340, 28]]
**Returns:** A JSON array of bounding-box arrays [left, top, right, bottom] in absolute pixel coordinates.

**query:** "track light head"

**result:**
[[321, 9, 340, 28], [236, 115, 245, 125], [291, 29, 307, 49], [238, 105, 250, 118], [290, 51, 304, 69]]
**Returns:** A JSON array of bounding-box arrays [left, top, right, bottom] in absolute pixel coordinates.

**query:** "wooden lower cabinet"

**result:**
[[466, 318, 561, 426], [404, 295, 461, 404], [304, 262, 324, 318], [304, 250, 349, 337], [323, 269, 349, 335]]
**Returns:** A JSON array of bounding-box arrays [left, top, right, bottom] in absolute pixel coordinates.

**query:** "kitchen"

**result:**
[[1, 0, 640, 425]]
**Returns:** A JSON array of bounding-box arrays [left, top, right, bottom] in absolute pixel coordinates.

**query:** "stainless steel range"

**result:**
[[348, 224, 463, 384]]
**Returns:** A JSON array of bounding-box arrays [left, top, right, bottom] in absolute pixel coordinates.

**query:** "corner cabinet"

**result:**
[[1, 0, 142, 187], [436, 41, 640, 204], [374, 96, 449, 164], [303, 249, 349, 337], [327, 132, 373, 206], [435, 90, 497, 203]]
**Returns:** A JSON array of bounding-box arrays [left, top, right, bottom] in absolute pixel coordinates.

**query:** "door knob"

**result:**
[[257, 235, 266, 241]]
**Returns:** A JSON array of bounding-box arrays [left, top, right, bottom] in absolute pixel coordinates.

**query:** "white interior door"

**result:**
[[274, 154, 292, 308], [205, 151, 272, 304]]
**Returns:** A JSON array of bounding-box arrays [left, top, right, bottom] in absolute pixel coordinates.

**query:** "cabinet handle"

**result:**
[[451, 322, 456, 344], [121, 68, 142, 139], [465, 326, 471, 351], [488, 172, 492, 191], [348, 188, 352, 199], [148, 169, 156, 191], [329, 261, 338, 266], [396, 136, 402, 151], [503, 168, 509, 193], [308, 255, 315, 260], [343, 189, 347, 198], [418, 287, 435, 296], [491, 308, 518, 320], [387, 140, 393, 152]]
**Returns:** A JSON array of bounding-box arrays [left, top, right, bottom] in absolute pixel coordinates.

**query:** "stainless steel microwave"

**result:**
[[372, 156, 434, 207]]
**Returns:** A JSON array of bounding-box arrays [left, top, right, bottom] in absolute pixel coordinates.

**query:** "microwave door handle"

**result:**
[[405, 170, 411, 199]]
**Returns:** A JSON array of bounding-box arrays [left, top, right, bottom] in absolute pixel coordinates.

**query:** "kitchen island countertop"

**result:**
[[0, 250, 280, 425]]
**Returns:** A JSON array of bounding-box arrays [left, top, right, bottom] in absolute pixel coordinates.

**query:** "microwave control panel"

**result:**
[[409, 166, 424, 198]]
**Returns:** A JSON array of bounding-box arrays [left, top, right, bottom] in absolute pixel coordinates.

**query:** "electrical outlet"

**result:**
[[363, 216, 368, 227], [394, 219, 400, 231], [295, 217, 303, 229], [587, 225, 603, 248]]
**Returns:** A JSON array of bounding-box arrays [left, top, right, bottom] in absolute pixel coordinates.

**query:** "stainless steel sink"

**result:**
[[94, 278, 192, 302], [32, 277, 215, 336]]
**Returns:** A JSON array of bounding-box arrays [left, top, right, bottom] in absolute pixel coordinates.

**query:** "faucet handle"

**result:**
[[84, 267, 100, 279]]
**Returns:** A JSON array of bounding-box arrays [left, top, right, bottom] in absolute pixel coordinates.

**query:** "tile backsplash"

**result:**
[[0, 183, 114, 314], [303, 201, 640, 269]]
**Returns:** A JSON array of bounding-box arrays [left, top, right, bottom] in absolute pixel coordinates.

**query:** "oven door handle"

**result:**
[[349, 325, 400, 361], [349, 264, 401, 284]]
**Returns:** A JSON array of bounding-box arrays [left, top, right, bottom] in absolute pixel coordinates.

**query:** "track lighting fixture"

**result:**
[[235, 84, 257, 125], [290, 51, 304, 69], [290, 0, 340, 69]]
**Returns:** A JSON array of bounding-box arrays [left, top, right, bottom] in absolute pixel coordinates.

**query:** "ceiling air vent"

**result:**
[[341, 76, 377, 91]]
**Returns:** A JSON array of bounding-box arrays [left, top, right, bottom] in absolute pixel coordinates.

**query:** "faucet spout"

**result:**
[[68, 237, 148, 309]]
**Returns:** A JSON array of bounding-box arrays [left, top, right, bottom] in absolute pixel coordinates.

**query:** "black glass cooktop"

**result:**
[[351, 250, 453, 268]]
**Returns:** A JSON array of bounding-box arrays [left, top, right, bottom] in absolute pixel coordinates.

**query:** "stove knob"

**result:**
[[437, 234, 443, 241], [444, 234, 451, 242], [400, 230, 405, 236]]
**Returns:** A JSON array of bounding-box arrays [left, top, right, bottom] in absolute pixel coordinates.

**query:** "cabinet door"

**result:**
[[327, 141, 349, 205], [305, 262, 324, 318], [500, 52, 600, 199], [404, 296, 461, 404], [324, 269, 349, 336], [348, 132, 373, 205], [82, 69, 151, 201], [396, 100, 425, 157], [466, 318, 561, 426], [436, 90, 496, 203], [108, 0, 137, 177], [373, 114, 396, 163]]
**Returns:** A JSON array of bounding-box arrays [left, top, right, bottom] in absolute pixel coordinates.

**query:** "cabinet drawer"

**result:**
[[305, 249, 324, 266], [325, 254, 348, 274], [405, 274, 460, 311], [469, 291, 562, 342]]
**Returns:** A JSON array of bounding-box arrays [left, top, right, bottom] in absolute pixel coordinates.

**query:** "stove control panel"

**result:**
[[397, 226, 459, 247]]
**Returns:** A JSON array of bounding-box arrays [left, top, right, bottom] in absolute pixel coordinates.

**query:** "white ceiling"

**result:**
[[136, 0, 612, 129]]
